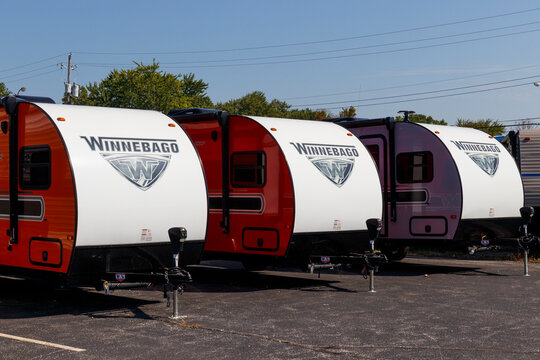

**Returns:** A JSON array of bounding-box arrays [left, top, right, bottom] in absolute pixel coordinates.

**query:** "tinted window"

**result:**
[[396, 151, 433, 183], [366, 144, 380, 168], [231, 152, 266, 187], [20, 146, 51, 189]]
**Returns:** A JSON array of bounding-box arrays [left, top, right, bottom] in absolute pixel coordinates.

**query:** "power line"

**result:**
[[4, 68, 62, 83], [79, 27, 540, 69], [1, 64, 59, 81], [72, 7, 540, 55], [150, 21, 540, 65], [292, 74, 540, 107], [282, 63, 540, 101], [0, 53, 67, 74], [77, 26, 540, 69], [318, 81, 533, 110]]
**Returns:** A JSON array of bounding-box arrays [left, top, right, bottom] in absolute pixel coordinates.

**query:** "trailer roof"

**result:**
[[325, 117, 394, 128]]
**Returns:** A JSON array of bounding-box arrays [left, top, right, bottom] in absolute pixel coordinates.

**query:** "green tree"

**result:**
[[395, 113, 447, 125], [181, 73, 213, 108], [312, 109, 333, 120], [0, 82, 9, 97], [456, 118, 504, 136], [288, 108, 321, 120], [215, 90, 334, 120], [216, 91, 291, 118], [339, 106, 356, 118], [72, 61, 210, 113]]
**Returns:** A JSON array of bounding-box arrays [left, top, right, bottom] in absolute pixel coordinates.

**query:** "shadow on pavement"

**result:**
[[374, 259, 507, 277], [185, 264, 348, 293], [0, 258, 511, 320], [0, 276, 158, 320]]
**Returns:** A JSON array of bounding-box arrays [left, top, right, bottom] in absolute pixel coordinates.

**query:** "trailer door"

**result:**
[[359, 135, 388, 236]]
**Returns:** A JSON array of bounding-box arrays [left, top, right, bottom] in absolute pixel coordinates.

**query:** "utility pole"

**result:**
[[67, 53, 72, 104], [61, 53, 79, 104]]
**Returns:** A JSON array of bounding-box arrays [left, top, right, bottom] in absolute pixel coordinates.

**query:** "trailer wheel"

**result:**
[[379, 243, 409, 261]]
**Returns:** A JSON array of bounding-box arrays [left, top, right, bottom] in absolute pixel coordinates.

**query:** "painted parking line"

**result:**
[[0, 332, 85, 352]]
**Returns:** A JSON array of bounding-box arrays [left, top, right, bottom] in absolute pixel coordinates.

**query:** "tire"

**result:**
[[379, 242, 409, 261]]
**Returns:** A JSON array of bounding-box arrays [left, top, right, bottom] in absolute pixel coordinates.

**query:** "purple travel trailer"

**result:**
[[329, 116, 524, 259]]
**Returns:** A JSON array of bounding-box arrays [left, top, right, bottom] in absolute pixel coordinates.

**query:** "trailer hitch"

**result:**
[[307, 218, 388, 292], [467, 235, 501, 255], [518, 207, 539, 276], [165, 227, 189, 318], [364, 218, 387, 292], [101, 227, 192, 318]]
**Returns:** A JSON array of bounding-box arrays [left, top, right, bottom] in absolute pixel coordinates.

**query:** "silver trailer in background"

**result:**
[[500, 129, 540, 232]]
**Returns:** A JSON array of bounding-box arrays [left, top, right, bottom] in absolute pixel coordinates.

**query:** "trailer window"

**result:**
[[19, 146, 51, 190], [396, 151, 433, 183], [366, 145, 380, 168], [231, 152, 266, 187]]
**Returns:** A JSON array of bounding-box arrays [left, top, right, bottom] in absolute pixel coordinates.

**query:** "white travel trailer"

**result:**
[[0, 96, 208, 286], [330, 116, 524, 259], [169, 109, 383, 269]]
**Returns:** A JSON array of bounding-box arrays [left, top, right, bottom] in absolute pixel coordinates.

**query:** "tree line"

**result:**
[[1, 61, 505, 135]]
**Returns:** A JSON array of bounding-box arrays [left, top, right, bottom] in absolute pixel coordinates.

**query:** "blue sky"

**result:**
[[2, 1, 540, 126]]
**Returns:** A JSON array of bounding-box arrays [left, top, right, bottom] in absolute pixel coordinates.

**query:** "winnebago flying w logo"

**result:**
[[81, 136, 179, 190], [450, 140, 500, 176], [290, 142, 359, 187]]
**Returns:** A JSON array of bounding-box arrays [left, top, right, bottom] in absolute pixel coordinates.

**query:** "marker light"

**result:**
[[347, 133, 353, 136], [489, 136, 494, 139], [270, 128, 277, 131], [524, 137, 531, 141], [450, 215, 457, 219], [57, 117, 66, 122], [168, 123, 176, 127], [435, 131, 440, 134]]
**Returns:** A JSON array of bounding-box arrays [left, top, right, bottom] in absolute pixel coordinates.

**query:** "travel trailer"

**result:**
[[169, 109, 383, 270], [499, 129, 540, 233], [329, 116, 524, 259], [0, 96, 208, 286]]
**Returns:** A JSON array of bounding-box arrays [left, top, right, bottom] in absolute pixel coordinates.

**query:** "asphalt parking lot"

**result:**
[[1, 257, 539, 360]]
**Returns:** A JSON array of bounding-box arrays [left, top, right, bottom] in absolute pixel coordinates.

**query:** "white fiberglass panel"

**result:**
[[37, 103, 207, 247], [419, 123, 523, 220], [251, 116, 382, 233]]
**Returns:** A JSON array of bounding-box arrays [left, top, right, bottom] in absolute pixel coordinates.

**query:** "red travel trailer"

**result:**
[[169, 109, 383, 270], [0, 96, 208, 287]]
